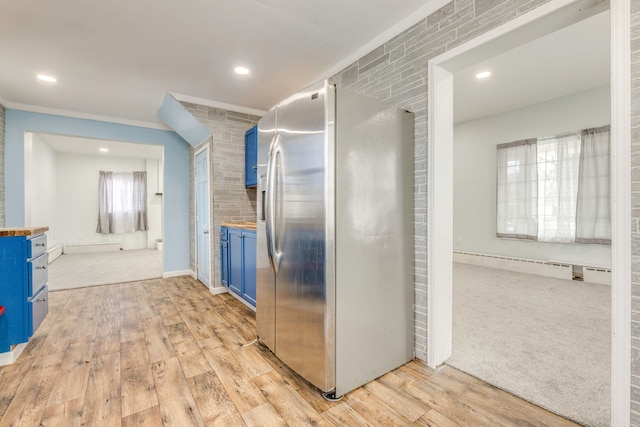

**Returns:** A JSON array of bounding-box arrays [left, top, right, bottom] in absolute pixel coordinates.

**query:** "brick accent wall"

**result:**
[[330, 0, 552, 360], [631, 1, 640, 424], [183, 103, 260, 286], [0, 103, 4, 227]]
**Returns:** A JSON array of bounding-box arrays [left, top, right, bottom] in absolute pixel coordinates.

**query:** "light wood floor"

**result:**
[[0, 276, 578, 426]]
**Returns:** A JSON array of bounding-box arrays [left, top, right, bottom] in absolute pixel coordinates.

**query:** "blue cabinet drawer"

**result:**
[[28, 285, 48, 336], [28, 253, 47, 297], [27, 234, 47, 259]]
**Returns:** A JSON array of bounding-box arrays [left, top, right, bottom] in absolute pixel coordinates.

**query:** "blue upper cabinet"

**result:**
[[245, 126, 257, 188]]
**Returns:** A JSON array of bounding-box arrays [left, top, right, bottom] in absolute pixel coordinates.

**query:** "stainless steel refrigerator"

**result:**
[[256, 80, 414, 398]]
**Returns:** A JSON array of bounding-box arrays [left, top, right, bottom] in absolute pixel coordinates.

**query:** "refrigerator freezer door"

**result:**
[[256, 107, 277, 351], [272, 81, 335, 392]]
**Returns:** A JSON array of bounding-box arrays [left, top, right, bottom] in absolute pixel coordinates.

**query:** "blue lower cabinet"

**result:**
[[220, 226, 256, 308], [228, 229, 243, 295], [220, 241, 229, 286], [220, 227, 229, 286], [0, 232, 49, 353], [242, 232, 256, 306]]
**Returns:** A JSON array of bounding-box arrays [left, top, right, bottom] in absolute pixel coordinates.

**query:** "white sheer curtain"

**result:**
[[96, 171, 148, 234], [496, 139, 538, 240], [536, 132, 581, 243], [576, 125, 611, 244]]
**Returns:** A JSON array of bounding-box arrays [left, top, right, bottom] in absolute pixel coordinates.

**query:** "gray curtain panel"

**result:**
[[96, 171, 148, 234], [575, 125, 611, 245], [496, 139, 538, 240]]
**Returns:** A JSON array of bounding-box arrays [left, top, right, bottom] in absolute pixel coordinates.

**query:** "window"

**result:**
[[96, 171, 148, 234], [496, 126, 610, 244]]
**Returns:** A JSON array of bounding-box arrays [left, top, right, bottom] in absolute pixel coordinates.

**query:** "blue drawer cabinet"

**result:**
[[245, 126, 257, 188], [220, 225, 256, 307], [0, 229, 49, 353]]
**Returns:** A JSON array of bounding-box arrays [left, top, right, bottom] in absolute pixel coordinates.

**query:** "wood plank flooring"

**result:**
[[0, 276, 579, 426]]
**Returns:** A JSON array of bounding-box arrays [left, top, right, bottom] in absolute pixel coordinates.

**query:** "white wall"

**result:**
[[29, 133, 58, 247], [55, 153, 155, 250], [453, 85, 611, 267]]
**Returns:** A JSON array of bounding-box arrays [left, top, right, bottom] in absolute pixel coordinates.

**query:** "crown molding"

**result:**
[[4, 102, 171, 130], [169, 92, 266, 117]]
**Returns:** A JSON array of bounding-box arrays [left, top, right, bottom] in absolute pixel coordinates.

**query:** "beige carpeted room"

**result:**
[[27, 133, 165, 291], [48, 249, 163, 291], [449, 8, 610, 427]]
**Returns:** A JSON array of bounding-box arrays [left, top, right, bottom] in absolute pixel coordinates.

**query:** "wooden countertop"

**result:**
[[221, 222, 256, 231], [0, 226, 49, 237]]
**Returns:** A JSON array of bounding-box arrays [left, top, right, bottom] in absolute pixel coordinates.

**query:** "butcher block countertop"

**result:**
[[0, 227, 49, 237], [221, 222, 256, 231]]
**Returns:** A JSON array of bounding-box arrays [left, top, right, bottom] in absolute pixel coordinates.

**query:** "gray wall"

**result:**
[[0, 103, 4, 227], [183, 102, 259, 287], [330, 0, 554, 361], [630, 1, 640, 423]]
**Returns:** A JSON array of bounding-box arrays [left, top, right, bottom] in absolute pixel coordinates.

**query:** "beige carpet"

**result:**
[[447, 262, 610, 427], [48, 249, 163, 291]]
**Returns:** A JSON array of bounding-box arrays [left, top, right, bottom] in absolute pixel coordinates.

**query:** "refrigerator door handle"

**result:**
[[265, 133, 282, 274]]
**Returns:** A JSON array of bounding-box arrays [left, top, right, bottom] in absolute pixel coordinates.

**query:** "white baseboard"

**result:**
[[162, 269, 195, 278], [46, 244, 63, 264], [210, 286, 228, 295], [228, 290, 256, 312], [453, 250, 611, 285], [0, 343, 27, 366], [64, 242, 120, 254], [453, 251, 572, 280], [584, 267, 612, 286]]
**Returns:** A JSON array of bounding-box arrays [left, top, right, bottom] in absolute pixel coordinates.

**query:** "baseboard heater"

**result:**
[[63, 242, 120, 255], [46, 244, 63, 264], [453, 250, 611, 286]]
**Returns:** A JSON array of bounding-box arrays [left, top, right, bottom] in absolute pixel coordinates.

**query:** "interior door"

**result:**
[[196, 148, 210, 287]]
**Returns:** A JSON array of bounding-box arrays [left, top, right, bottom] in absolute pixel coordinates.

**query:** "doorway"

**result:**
[[25, 132, 165, 289], [427, 0, 629, 425]]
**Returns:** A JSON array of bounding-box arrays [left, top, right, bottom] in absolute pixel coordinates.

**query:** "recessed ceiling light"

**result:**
[[234, 66, 250, 75], [99, 148, 109, 153], [475, 71, 491, 79], [37, 74, 57, 83]]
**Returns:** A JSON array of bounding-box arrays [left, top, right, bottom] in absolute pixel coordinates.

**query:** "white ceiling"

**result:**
[[453, 9, 610, 124], [0, 1, 609, 130], [0, 0, 448, 126], [38, 133, 163, 160]]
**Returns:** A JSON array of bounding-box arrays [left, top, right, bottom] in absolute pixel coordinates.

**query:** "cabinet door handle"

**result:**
[[204, 230, 209, 234], [38, 297, 47, 302], [35, 243, 46, 247], [36, 266, 47, 270], [251, 165, 257, 170]]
